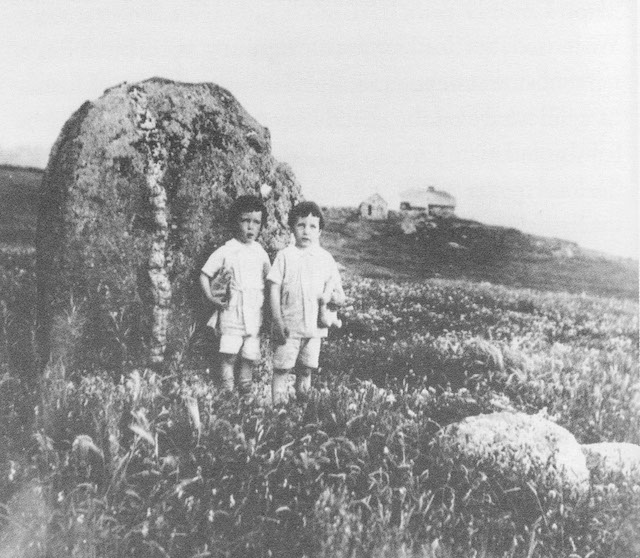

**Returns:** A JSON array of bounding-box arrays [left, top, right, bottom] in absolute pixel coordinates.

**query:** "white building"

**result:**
[[399, 186, 456, 218], [359, 193, 389, 220]]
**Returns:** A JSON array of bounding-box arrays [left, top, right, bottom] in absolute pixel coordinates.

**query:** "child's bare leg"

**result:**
[[272, 369, 290, 405], [295, 365, 313, 401], [238, 358, 255, 397], [219, 353, 236, 391]]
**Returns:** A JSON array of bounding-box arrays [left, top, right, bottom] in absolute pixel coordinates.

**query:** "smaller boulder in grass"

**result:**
[[582, 442, 640, 482], [436, 412, 590, 498]]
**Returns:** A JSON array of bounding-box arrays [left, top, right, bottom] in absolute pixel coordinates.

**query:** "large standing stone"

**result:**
[[435, 412, 590, 498], [37, 77, 300, 370]]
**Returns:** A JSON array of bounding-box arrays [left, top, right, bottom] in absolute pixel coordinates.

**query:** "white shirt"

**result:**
[[201, 238, 270, 336], [267, 244, 342, 338]]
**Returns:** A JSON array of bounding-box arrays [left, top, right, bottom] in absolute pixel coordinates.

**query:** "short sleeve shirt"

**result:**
[[267, 244, 342, 338], [201, 239, 270, 336]]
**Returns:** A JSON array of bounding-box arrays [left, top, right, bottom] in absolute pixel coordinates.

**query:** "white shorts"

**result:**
[[273, 337, 322, 370], [219, 334, 261, 361]]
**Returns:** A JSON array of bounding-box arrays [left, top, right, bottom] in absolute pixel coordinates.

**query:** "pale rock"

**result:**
[[436, 411, 590, 497], [582, 442, 640, 481]]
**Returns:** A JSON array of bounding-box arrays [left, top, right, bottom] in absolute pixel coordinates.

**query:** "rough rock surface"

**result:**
[[435, 412, 590, 497], [37, 77, 300, 369], [582, 442, 640, 482]]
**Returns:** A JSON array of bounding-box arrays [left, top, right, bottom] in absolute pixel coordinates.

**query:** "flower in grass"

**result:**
[[8, 461, 17, 482]]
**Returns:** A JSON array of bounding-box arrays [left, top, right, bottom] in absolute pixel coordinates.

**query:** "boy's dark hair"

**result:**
[[288, 201, 325, 230], [228, 195, 268, 231]]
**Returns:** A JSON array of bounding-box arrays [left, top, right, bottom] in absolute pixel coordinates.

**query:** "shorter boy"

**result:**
[[268, 201, 345, 404], [200, 195, 270, 396]]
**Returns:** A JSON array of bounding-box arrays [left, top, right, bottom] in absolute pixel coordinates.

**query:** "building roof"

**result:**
[[400, 186, 456, 208], [360, 193, 388, 206]]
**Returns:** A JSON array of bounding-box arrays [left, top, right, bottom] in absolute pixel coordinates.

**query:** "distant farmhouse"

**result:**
[[359, 193, 388, 220], [399, 186, 456, 218]]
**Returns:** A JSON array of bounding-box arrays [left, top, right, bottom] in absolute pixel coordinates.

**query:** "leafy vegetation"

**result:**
[[1, 239, 638, 556], [0, 186, 638, 556]]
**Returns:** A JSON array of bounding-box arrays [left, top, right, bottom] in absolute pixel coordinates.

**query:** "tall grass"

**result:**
[[1, 369, 637, 557], [0, 257, 638, 556]]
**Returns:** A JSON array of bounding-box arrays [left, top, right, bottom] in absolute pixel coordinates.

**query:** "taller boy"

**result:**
[[268, 202, 345, 404]]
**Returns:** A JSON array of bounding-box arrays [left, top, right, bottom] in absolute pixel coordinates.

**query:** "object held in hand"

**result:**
[[210, 267, 232, 306], [318, 278, 343, 329], [318, 300, 342, 329]]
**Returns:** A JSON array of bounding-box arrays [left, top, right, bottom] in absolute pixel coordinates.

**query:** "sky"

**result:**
[[1, 0, 637, 258]]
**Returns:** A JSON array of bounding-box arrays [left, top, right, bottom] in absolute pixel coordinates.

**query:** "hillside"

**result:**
[[0, 164, 42, 248], [322, 208, 638, 300]]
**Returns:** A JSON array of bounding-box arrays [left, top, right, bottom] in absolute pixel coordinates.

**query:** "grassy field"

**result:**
[[0, 165, 41, 249], [0, 173, 639, 556]]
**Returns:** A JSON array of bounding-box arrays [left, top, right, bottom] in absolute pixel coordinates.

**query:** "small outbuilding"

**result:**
[[400, 186, 456, 218], [359, 193, 389, 220]]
